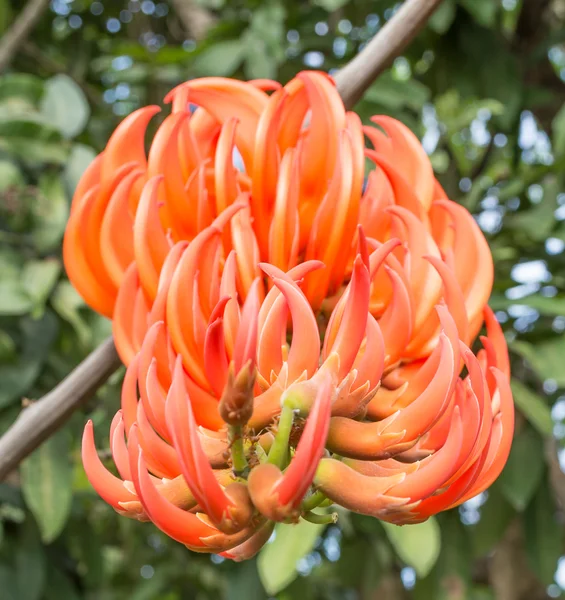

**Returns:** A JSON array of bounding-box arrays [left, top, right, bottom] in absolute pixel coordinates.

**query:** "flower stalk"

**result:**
[[267, 405, 295, 469]]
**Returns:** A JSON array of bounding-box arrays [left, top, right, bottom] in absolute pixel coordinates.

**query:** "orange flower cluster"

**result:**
[[64, 72, 514, 560]]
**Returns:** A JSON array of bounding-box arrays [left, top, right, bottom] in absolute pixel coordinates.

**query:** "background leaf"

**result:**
[[21, 429, 73, 544], [383, 517, 441, 578], [258, 520, 326, 594], [523, 477, 562, 585], [191, 41, 245, 77], [499, 427, 545, 511], [40, 74, 90, 139], [510, 379, 553, 436]]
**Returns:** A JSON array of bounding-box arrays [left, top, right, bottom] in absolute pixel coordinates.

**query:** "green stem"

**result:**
[[254, 442, 268, 464], [302, 511, 338, 525], [301, 490, 328, 513], [229, 425, 248, 477], [267, 404, 294, 468]]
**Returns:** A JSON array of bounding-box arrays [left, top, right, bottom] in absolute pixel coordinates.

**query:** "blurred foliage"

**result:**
[[2, 0, 565, 598]]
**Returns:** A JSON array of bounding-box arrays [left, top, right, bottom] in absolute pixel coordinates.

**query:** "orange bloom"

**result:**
[[66, 71, 514, 558]]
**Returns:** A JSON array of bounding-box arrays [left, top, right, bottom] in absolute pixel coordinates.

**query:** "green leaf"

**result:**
[[325, 537, 381, 590], [553, 103, 565, 156], [0, 136, 67, 165], [226, 560, 266, 600], [64, 143, 97, 196], [314, 0, 349, 9], [470, 587, 496, 600], [436, 512, 472, 587], [459, 0, 498, 28], [0, 311, 59, 409], [129, 570, 169, 600], [382, 517, 441, 577], [191, 40, 245, 77], [257, 519, 326, 595], [51, 281, 91, 347], [15, 516, 46, 600], [21, 428, 73, 544], [0, 281, 32, 315], [0, 330, 16, 362], [364, 71, 431, 113], [428, 0, 456, 34], [0, 0, 12, 36], [0, 564, 18, 600], [67, 521, 103, 587], [512, 338, 565, 388], [0, 159, 24, 191], [428, 0, 457, 34], [471, 485, 515, 556], [499, 427, 545, 511], [0, 73, 43, 105], [43, 565, 80, 600], [40, 74, 90, 139], [489, 293, 565, 317], [506, 176, 558, 241], [523, 477, 562, 585], [244, 33, 277, 80], [509, 379, 553, 436], [32, 173, 69, 253], [22, 259, 61, 314]]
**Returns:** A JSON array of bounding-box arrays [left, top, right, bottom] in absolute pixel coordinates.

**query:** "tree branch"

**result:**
[[0, 0, 51, 73], [169, 0, 217, 42], [0, 0, 442, 480], [0, 338, 120, 481], [334, 0, 445, 109]]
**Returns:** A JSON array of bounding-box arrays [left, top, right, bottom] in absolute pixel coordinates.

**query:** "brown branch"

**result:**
[[0, 0, 51, 73], [0, 0, 442, 480], [334, 0, 445, 109], [169, 0, 217, 42], [0, 338, 120, 481]]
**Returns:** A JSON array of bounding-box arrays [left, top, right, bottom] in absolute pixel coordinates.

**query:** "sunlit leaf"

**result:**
[[428, 0, 456, 34], [383, 517, 441, 578], [0, 159, 23, 191], [0, 281, 32, 316], [314, 0, 349, 10], [258, 519, 326, 594], [40, 74, 90, 139]]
